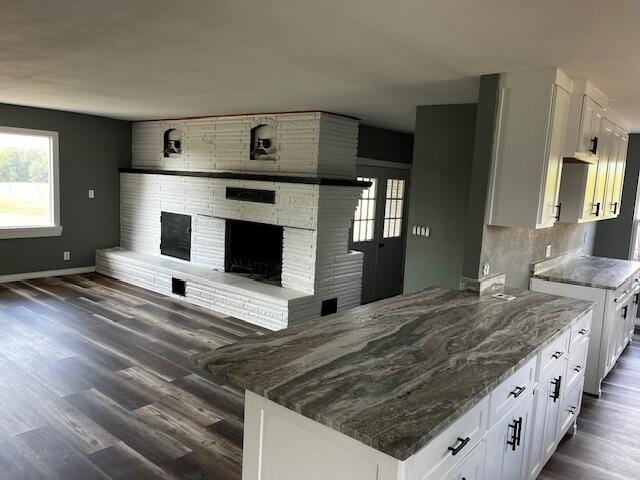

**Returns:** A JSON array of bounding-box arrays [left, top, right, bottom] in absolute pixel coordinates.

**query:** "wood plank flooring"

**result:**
[[2, 273, 640, 479], [0, 273, 266, 480]]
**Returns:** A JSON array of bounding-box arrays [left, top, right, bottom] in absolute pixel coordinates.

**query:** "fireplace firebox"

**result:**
[[225, 220, 283, 285], [161, 212, 192, 261]]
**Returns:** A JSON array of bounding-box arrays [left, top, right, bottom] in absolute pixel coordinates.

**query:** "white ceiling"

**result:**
[[3, 0, 640, 132]]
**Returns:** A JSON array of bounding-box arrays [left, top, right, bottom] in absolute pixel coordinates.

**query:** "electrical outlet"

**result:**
[[482, 262, 490, 277], [545, 244, 552, 258], [63, 251, 71, 261], [88, 189, 95, 199]]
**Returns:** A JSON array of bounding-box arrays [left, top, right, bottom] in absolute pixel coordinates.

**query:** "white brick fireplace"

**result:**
[[96, 111, 366, 330]]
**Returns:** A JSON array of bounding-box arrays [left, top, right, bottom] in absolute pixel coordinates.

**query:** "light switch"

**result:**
[[63, 251, 71, 261], [545, 244, 552, 258], [88, 189, 95, 199]]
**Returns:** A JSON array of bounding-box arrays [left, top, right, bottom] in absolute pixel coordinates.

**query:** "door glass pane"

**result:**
[[352, 177, 377, 242], [383, 179, 405, 238]]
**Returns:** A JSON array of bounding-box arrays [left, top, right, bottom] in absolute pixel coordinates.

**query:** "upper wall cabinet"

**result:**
[[487, 69, 573, 229], [564, 80, 607, 163], [559, 111, 630, 223]]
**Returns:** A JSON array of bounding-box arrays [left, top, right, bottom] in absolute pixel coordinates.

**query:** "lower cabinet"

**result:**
[[484, 392, 535, 480], [526, 361, 566, 479], [558, 380, 583, 438], [444, 441, 486, 480]]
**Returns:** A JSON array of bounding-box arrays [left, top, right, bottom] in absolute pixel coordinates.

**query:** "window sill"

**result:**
[[0, 225, 63, 239]]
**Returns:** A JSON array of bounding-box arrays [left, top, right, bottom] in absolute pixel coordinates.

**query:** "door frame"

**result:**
[[352, 158, 411, 303]]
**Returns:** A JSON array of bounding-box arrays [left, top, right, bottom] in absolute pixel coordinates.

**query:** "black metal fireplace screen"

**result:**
[[160, 212, 192, 261], [225, 219, 283, 285]]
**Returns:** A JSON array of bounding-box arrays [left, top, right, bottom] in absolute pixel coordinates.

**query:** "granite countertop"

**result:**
[[193, 287, 594, 460], [531, 255, 640, 290]]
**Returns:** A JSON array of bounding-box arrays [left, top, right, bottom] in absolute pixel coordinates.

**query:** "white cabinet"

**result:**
[[558, 162, 598, 223], [484, 391, 534, 480], [487, 69, 573, 229], [564, 80, 607, 163], [558, 381, 583, 438], [444, 441, 486, 480], [526, 361, 566, 480], [603, 127, 629, 218]]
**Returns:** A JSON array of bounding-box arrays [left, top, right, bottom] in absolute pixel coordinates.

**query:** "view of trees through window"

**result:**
[[0, 132, 52, 228]]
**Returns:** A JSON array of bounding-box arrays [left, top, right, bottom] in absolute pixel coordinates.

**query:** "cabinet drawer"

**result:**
[[570, 311, 592, 349], [443, 440, 486, 480], [408, 396, 489, 480], [559, 381, 583, 437], [566, 337, 589, 393], [489, 356, 537, 428], [538, 330, 570, 381]]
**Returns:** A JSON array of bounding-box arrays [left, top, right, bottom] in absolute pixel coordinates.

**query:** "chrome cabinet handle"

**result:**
[[509, 386, 526, 398]]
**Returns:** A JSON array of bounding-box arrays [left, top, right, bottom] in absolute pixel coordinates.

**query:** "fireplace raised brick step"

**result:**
[[96, 247, 316, 330]]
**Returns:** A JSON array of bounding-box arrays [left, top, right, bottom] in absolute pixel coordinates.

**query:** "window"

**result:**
[[383, 178, 405, 238], [352, 177, 377, 242], [0, 127, 61, 239]]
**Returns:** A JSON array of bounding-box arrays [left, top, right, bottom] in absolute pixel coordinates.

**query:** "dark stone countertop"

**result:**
[[531, 256, 640, 291], [193, 287, 594, 460]]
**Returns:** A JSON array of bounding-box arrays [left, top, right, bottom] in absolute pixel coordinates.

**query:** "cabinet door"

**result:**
[[603, 128, 621, 217], [559, 383, 583, 437], [526, 363, 565, 480], [444, 441, 486, 480], [485, 393, 534, 480], [610, 130, 629, 217], [592, 119, 614, 217], [539, 85, 571, 227], [578, 96, 604, 156], [580, 163, 599, 220]]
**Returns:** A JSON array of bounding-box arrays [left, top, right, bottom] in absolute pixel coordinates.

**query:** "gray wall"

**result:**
[[403, 104, 477, 292], [462, 75, 500, 278], [593, 133, 640, 260], [0, 103, 131, 276], [357, 124, 414, 164]]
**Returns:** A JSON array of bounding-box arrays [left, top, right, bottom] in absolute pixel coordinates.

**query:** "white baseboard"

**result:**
[[0, 266, 96, 284]]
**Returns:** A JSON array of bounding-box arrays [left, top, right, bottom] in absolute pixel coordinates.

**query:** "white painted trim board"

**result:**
[[0, 266, 96, 283]]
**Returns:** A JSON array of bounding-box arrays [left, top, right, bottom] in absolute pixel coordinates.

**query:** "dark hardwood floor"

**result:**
[[0, 273, 267, 480], [1, 273, 639, 479]]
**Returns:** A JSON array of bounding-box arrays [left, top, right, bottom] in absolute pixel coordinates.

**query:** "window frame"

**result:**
[[0, 126, 62, 239]]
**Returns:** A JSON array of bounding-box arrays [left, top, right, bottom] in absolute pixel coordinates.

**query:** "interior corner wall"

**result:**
[[357, 124, 414, 164], [593, 133, 640, 260], [403, 104, 477, 292], [0, 103, 131, 276]]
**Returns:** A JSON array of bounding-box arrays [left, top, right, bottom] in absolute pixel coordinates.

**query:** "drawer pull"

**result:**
[[568, 406, 578, 415], [578, 328, 589, 336], [552, 351, 564, 359], [448, 436, 470, 456], [550, 375, 562, 402], [509, 385, 526, 398], [574, 365, 583, 373]]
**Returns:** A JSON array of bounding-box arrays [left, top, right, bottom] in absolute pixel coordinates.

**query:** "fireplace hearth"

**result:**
[[225, 219, 283, 285]]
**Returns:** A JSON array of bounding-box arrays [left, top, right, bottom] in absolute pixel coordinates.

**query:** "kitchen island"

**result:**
[[194, 287, 594, 480], [531, 255, 640, 396]]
